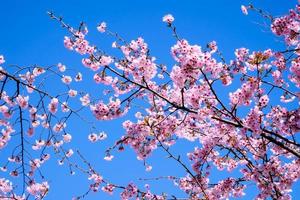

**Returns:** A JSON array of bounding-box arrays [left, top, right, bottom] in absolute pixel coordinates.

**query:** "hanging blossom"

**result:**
[[162, 14, 174, 24], [34, 4, 300, 199], [16, 95, 29, 109], [48, 97, 59, 114]]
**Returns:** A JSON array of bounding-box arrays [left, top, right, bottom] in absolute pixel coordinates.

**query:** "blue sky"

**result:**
[[0, 0, 299, 199]]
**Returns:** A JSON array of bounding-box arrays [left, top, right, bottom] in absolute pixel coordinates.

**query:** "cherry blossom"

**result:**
[[241, 5, 248, 15], [0, 178, 13, 194], [26, 181, 49, 197], [16, 95, 29, 109], [97, 22, 107, 33], [162, 14, 174, 24], [0, 3, 299, 200], [0, 55, 5, 64], [61, 75, 72, 84]]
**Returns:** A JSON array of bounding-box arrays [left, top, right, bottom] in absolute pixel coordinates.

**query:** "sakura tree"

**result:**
[[0, 2, 300, 200]]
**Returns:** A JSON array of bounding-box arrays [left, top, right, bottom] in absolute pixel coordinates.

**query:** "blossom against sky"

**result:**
[[0, 0, 299, 199]]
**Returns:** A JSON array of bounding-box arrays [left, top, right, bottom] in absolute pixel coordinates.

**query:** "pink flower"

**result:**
[[30, 159, 41, 170], [104, 155, 114, 161], [26, 181, 49, 196], [57, 63, 66, 72], [53, 122, 66, 132], [145, 165, 152, 172], [32, 140, 45, 150], [0, 178, 12, 193], [259, 94, 269, 107], [120, 183, 138, 199], [88, 173, 103, 185], [64, 36, 74, 50], [98, 131, 107, 140], [54, 141, 63, 148], [97, 22, 107, 33], [48, 98, 59, 114], [33, 67, 45, 76], [88, 133, 98, 142], [0, 55, 5, 64], [68, 89, 78, 97], [66, 149, 74, 157], [61, 75, 72, 84], [99, 55, 113, 66], [241, 5, 248, 15], [102, 184, 115, 195], [16, 95, 29, 109], [162, 14, 174, 24], [90, 98, 125, 120], [0, 166, 7, 172], [62, 133, 72, 143], [272, 70, 283, 85], [80, 94, 90, 106], [75, 72, 83, 82], [290, 57, 300, 87], [27, 127, 34, 136], [61, 102, 70, 112], [208, 41, 218, 53], [82, 58, 100, 71]]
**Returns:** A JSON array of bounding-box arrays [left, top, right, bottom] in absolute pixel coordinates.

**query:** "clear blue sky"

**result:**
[[0, 0, 299, 199]]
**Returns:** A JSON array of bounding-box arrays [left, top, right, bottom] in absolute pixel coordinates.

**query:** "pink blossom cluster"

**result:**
[[122, 119, 156, 160], [229, 78, 259, 106], [170, 39, 231, 88], [266, 106, 300, 135], [90, 98, 125, 120], [88, 173, 103, 192], [82, 55, 113, 71], [48, 97, 59, 114], [207, 178, 245, 199], [1, 2, 300, 199], [117, 37, 157, 83], [64, 31, 95, 55], [101, 183, 115, 195], [26, 181, 49, 197], [16, 95, 29, 109], [244, 106, 263, 134], [290, 56, 300, 87], [0, 178, 13, 194], [120, 183, 138, 199], [271, 5, 300, 45]]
